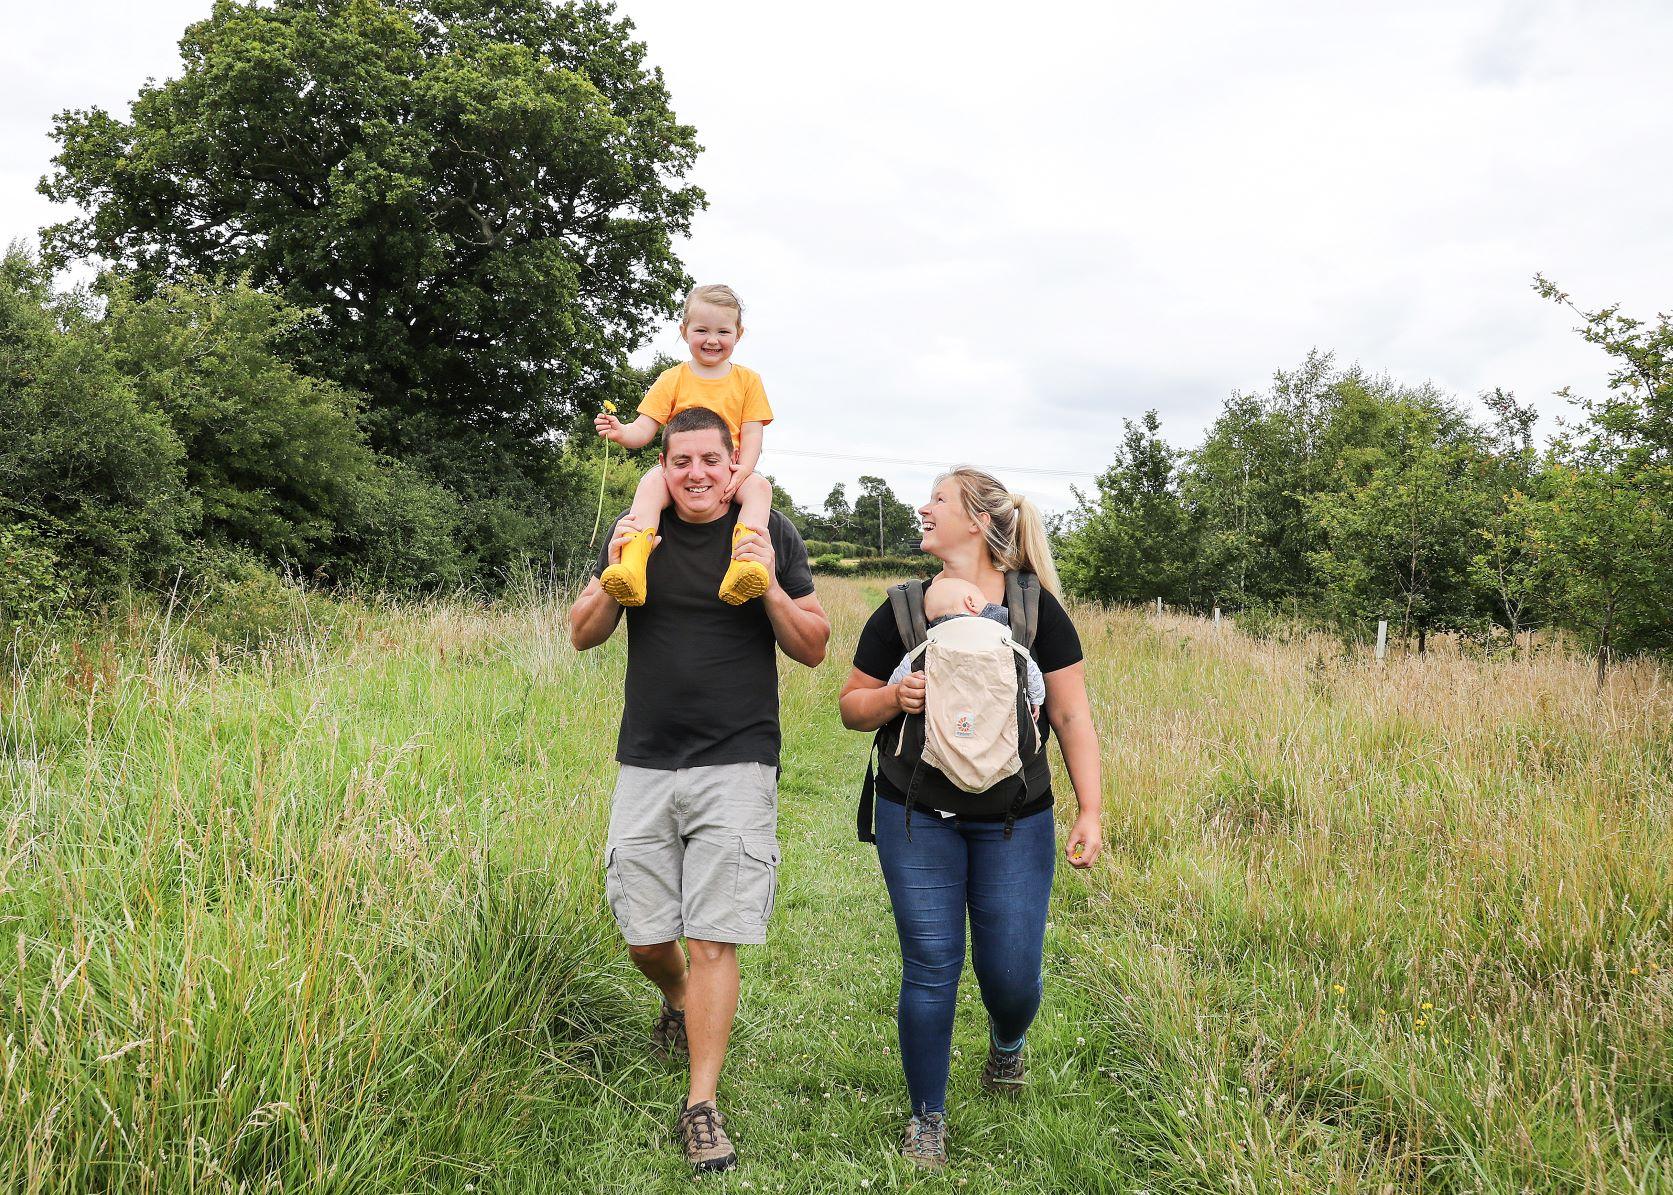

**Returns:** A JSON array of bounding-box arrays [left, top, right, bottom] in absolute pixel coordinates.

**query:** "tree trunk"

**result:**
[[1417, 623, 1427, 655]]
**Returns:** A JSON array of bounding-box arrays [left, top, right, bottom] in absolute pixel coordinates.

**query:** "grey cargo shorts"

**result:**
[[604, 762, 782, 946]]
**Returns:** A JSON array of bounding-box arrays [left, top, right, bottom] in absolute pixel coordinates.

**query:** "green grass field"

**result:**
[[2, 577, 1669, 1193]]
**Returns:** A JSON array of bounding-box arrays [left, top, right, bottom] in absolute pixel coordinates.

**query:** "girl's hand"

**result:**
[[595, 412, 623, 443], [722, 465, 753, 505], [895, 671, 926, 716], [1065, 812, 1102, 869]]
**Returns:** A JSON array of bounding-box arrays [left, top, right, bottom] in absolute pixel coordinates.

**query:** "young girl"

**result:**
[[593, 283, 775, 606]]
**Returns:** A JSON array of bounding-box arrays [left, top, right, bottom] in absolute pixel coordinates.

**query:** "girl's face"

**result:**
[[681, 300, 742, 369], [918, 481, 983, 558]]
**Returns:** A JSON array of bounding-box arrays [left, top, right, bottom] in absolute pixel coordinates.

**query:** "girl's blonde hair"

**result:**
[[682, 283, 743, 326], [935, 466, 1062, 598]]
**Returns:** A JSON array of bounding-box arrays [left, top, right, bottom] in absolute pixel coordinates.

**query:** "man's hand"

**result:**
[[730, 522, 775, 591], [607, 514, 659, 565], [722, 465, 753, 505]]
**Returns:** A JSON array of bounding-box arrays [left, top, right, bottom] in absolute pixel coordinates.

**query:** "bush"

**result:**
[[804, 539, 879, 558], [173, 548, 331, 658], [102, 276, 408, 572], [0, 251, 195, 591], [0, 524, 71, 647], [811, 554, 938, 577]]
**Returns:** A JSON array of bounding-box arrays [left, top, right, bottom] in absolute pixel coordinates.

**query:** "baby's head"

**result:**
[[924, 578, 987, 622], [681, 283, 744, 369]]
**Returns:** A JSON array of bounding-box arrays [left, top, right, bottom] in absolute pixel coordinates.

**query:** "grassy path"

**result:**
[[8, 578, 1667, 1191], [530, 580, 1132, 1191]]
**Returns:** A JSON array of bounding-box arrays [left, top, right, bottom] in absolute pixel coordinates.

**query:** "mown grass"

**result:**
[[1, 579, 1668, 1192]]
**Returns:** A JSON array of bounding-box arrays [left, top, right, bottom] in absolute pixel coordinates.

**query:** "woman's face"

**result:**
[[918, 480, 982, 558]]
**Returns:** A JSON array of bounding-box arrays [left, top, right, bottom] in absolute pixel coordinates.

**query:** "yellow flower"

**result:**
[[1420, 1002, 1433, 1011], [1631, 967, 1641, 976], [1415, 1018, 1427, 1028], [1331, 983, 1345, 996], [603, 400, 617, 413]]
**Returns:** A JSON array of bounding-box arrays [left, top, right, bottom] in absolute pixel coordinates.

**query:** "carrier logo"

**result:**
[[954, 711, 975, 738]]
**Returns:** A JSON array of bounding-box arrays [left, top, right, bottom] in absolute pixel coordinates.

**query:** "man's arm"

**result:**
[[568, 576, 625, 650], [731, 525, 828, 667], [764, 587, 829, 668], [568, 517, 644, 650]]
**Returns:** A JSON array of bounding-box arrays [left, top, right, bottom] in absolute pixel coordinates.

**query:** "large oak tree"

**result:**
[[39, 0, 702, 450]]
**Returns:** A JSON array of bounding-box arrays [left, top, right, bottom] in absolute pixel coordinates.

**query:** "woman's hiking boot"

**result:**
[[651, 1000, 688, 1062], [980, 1035, 1027, 1095], [901, 1111, 949, 1169], [676, 1099, 737, 1174]]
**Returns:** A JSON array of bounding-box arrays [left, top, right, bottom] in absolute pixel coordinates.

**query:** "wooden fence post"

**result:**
[[1213, 606, 1222, 631], [1375, 619, 1388, 663], [1155, 597, 1163, 616]]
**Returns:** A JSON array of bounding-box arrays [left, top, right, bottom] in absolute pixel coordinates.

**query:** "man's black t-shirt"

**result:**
[[851, 574, 1084, 819], [594, 507, 814, 770]]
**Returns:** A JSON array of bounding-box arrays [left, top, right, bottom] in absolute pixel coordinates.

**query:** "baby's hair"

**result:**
[[682, 283, 744, 326]]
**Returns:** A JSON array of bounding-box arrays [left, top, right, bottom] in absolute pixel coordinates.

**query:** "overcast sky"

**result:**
[[4, 1, 1670, 515]]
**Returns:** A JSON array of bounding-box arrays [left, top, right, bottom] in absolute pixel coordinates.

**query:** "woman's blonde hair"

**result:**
[[935, 466, 1062, 598], [682, 283, 743, 326]]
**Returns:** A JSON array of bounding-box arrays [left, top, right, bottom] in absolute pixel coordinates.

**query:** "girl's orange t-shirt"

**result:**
[[637, 363, 773, 440]]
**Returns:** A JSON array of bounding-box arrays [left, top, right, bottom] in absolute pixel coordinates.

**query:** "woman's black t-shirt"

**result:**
[[851, 575, 1084, 819]]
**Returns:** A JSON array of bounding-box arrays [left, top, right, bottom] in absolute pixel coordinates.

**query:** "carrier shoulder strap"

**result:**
[[861, 580, 927, 844], [1004, 570, 1041, 650], [888, 579, 929, 653]]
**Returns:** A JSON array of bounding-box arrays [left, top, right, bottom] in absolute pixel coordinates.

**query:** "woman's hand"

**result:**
[[895, 670, 926, 716], [1065, 811, 1102, 869]]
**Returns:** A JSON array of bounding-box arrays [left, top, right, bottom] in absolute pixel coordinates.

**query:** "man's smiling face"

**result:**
[[661, 427, 734, 522]]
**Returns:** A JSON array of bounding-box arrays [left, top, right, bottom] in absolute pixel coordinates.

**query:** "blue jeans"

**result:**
[[873, 798, 1056, 1116]]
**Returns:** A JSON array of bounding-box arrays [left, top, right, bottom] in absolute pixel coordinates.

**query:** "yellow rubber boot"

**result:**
[[600, 526, 656, 606], [718, 523, 771, 605]]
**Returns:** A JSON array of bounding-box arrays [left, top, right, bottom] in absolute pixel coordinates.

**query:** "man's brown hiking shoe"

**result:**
[[901, 1111, 949, 1169], [676, 1100, 737, 1174], [980, 1038, 1026, 1095], [651, 1000, 687, 1062]]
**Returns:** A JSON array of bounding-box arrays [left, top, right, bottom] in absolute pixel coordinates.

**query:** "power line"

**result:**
[[772, 446, 1099, 480]]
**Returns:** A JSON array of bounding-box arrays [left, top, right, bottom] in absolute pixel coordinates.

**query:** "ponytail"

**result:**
[[936, 467, 1062, 598]]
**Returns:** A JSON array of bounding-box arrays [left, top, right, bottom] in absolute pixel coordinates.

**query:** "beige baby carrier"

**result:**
[[858, 571, 1043, 842], [895, 615, 1038, 792]]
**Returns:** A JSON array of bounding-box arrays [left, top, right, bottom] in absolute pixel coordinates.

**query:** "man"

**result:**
[[569, 407, 829, 1174]]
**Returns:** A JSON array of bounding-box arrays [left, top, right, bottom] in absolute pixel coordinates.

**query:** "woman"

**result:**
[[838, 467, 1104, 1170]]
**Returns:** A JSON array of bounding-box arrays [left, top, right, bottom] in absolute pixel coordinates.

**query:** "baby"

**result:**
[[889, 578, 1045, 717], [593, 283, 774, 607]]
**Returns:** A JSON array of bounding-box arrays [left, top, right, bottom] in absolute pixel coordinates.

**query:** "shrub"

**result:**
[[0, 524, 71, 647], [173, 548, 330, 658], [811, 554, 938, 577], [0, 251, 195, 590]]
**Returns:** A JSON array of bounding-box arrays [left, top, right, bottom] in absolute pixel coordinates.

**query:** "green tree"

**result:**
[[813, 483, 855, 544], [1533, 277, 1672, 676], [853, 475, 919, 554], [100, 275, 395, 567], [1058, 410, 1200, 607], [39, 0, 702, 448], [0, 249, 194, 590], [1306, 395, 1487, 649], [1468, 389, 1545, 648]]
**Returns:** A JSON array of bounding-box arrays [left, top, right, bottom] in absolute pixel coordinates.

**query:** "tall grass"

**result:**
[[2, 581, 1667, 1191], [1068, 605, 1672, 1191], [1, 590, 634, 1191]]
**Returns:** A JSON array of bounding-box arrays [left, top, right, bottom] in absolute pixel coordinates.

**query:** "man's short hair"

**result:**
[[662, 407, 733, 455]]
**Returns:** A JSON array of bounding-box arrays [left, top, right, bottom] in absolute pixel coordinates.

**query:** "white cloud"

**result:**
[[4, 0, 1669, 512]]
